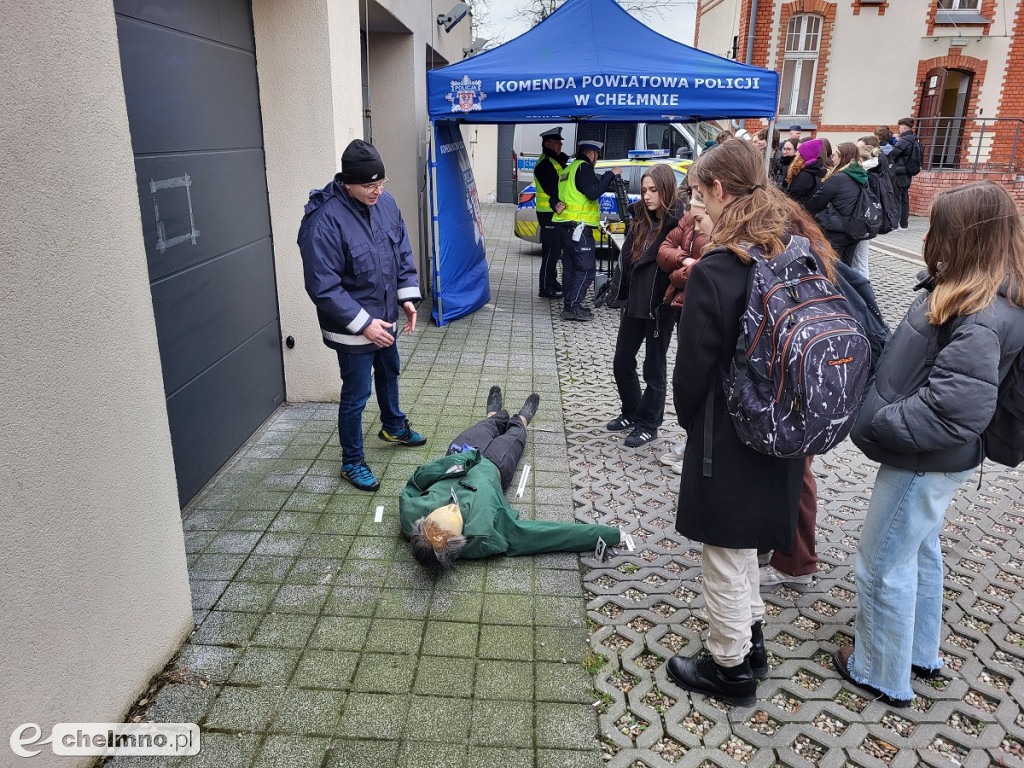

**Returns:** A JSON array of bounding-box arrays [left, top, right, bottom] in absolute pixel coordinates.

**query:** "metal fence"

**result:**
[[915, 116, 1024, 176]]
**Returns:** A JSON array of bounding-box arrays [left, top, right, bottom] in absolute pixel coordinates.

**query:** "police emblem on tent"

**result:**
[[447, 75, 487, 113]]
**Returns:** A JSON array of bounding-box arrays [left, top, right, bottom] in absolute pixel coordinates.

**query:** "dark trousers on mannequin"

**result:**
[[448, 411, 527, 491]]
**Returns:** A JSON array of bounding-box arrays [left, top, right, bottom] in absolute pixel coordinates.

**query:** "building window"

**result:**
[[779, 14, 821, 118], [937, 0, 979, 8]]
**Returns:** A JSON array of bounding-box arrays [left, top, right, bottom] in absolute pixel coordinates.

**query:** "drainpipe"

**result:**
[[745, 0, 758, 65]]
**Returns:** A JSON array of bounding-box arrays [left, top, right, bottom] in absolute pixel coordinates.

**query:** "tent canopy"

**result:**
[[427, 0, 779, 124]]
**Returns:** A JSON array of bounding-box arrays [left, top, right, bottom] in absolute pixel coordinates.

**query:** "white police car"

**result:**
[[513, 150, 692, 244]]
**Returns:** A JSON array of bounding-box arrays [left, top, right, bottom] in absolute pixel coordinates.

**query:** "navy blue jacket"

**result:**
[[297, 177, 421, 353]]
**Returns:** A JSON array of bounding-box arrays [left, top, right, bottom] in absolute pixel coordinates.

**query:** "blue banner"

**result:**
[[430, 122, 490, 326], [427, 0, 779, 124]]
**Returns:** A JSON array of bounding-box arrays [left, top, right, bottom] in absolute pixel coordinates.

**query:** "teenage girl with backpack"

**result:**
[[834, 181, 1024, 707], [607, 163, 683, 448], [664, 140, 815, 706], [807, 142, 870, 267]]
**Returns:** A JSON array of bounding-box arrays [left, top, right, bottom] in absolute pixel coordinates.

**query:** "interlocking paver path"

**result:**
[[106, 205, 1024, 768]]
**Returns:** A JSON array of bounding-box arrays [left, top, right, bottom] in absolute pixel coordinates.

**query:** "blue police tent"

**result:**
[[425, 0, 779, 324]]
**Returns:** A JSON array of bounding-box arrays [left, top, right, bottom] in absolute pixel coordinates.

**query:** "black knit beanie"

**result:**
[[340, 140, 386, 184]]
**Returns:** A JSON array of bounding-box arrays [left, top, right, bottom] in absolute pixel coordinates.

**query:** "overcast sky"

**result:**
[[477, 0, 697, 49]]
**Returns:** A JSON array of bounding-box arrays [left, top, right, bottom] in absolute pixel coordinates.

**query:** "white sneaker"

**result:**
[[659, 441, 686, 467], [759, 564, 812, 587], [669, 460, 682, 475]]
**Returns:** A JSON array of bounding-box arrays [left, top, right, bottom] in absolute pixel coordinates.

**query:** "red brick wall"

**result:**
[[909, 171, 1024, 216], [992, 0, 1024, 164]]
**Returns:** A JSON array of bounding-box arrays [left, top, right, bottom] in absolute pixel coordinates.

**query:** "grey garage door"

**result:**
[[115, 0, 284, 506]]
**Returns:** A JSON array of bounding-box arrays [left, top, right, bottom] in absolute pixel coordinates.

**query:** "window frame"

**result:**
[[778, 14, 821, 120]]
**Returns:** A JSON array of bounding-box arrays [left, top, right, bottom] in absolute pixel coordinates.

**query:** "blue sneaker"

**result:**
[[378, 420, 427, 446], [341, 461, 380, 492]]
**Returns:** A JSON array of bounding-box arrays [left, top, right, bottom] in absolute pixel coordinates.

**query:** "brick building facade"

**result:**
[[695, 0, 1024, 215]]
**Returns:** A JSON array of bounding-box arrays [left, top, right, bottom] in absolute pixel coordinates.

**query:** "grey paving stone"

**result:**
[[229, 647, 300, 686], [325, 738, 400, 768], [214, 581, 278, 613], [414, 655, 477, 698], [270, 688, 346, 736], [308, 615, 370, 652], [474, 659, 534, 700], [335, 692, 410, 740], [176, 732, 261, 768], [251, 613, 317, 648], [403, 695, 473, 742], [363, 618, 424, 655], [292, 649, 358, 690], [351, 652, 417, 694], [251, 735, 331, 768], [470, 699, 533, 747], [479, 624, 534, 661], [203, 685, 284, 731], [190, 610, 260, 647]]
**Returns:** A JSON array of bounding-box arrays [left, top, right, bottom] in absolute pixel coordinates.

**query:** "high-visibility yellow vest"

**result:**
[[534, 154, 563, 214], [552, 160, 600, 226]]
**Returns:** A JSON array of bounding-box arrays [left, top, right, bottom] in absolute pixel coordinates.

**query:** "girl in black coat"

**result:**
[[783, 137, 827, 209], [665, 140, 808, 707], [608, 163, 682, 447], [807, 142, 870, 264]]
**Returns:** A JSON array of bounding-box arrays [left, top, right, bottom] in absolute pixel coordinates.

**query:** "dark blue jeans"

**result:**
[[336, 342, 406, 464]]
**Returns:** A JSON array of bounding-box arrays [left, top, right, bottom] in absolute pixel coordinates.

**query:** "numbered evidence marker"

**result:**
[[594, 537, 607, 562]]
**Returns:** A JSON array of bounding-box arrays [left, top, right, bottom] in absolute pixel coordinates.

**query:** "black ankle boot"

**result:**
[[487, 386, 502, 413], [666, 654, 756, 707], [748, 621, 768, 679], [517, 393, 540, 425]]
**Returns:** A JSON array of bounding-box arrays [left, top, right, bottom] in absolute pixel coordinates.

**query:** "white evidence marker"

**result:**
[[374, 505, 384, 523], [515, 464, 531, 498]]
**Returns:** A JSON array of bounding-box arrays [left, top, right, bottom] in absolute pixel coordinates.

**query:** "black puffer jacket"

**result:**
[[852, 279, 1024, 472], [807, 165, 868, 248], [784, 161, 826, 209]]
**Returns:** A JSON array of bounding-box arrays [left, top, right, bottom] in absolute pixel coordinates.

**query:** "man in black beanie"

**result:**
[[297, 139, 427, 492]]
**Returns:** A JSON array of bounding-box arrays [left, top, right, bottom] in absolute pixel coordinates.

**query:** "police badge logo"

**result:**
[[446, 74, 487, 113]]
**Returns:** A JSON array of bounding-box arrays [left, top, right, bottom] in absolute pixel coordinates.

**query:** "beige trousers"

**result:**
[[701, 545, 764, 667]]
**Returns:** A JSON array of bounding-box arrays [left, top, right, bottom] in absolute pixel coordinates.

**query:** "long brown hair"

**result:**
[[688, 140, 789, 261], [629, 163, 678, 264], [774, 190, 838, 284], [924, 180, 1024, 324], [825, 142, 860, 180]]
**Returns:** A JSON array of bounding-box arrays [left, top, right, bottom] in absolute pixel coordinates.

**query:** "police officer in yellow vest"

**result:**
[[534, 127, 570, 298], [552, 139, 621, 321]]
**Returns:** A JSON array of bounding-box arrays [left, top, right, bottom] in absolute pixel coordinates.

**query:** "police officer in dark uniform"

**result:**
[[552, 139, 620, 321], [534, 127, 569, 298]]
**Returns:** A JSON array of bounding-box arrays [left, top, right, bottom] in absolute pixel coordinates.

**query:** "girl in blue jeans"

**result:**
[[838, 181, 1024, 706]]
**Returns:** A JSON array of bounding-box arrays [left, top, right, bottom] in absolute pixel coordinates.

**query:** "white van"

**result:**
[[512, 121, 720, 191]]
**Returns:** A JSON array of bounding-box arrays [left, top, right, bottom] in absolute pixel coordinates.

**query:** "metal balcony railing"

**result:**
[[915, 116, 1024, 177]]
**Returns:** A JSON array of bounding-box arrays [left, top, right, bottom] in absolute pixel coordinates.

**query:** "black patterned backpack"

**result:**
[[721, 236, 872, 458]]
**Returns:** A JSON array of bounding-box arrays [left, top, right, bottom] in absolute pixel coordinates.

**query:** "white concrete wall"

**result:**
[[0, 2, 194, 763], [463, 124, 500, 202], [257, 0, 470, 402], [253, 0, 362, 402], [696, 0, 742, 59]]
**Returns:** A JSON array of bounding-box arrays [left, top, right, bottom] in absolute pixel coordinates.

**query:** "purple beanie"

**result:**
[[798, 138, 823, 163]]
